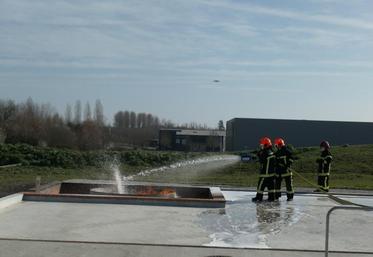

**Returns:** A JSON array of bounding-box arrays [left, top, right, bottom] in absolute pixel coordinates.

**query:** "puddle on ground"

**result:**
[[198, 191, 304, 248]]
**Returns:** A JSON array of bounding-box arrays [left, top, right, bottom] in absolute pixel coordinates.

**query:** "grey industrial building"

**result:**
[[226, 117, 373, 151], [159, 129, 226, 152]]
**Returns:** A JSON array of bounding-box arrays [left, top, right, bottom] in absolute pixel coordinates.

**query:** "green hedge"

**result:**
[[0, 144, 201, 169]]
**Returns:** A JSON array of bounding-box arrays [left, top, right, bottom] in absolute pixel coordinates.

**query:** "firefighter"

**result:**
[[274, 138, 294, 201], [315, 141, 332, 192], [252, 137, 276, 202]]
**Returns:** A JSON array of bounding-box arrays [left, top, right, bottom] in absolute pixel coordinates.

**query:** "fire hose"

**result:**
[[291, 168, 371, 208]]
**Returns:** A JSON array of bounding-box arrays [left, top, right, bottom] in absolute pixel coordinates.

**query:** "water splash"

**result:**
[[135, 155, 239, 178], [107, 154, 238, 193], [109, 160, 124, 194], [199, 191, 305, 248]]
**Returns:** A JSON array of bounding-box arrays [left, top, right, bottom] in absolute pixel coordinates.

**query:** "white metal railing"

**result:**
[[325, 205, 373, 257]]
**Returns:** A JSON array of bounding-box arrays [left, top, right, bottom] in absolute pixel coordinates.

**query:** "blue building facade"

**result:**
[[226, 118, 373, 151]]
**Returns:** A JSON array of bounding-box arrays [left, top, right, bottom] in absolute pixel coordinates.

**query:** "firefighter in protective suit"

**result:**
[[315, 141, 332, 192], [252, 137, 276, 202], [274, 138, 294, 201]]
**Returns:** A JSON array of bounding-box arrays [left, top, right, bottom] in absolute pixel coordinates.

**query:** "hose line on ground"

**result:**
[[291, 169, 370, 208]]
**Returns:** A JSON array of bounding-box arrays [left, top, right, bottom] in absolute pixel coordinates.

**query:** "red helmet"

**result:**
[[260, 137, 272, 148], [320, 141, 330, 149], [275, 138, 285, 148]]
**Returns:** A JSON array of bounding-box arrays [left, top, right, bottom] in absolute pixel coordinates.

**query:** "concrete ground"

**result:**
[[1, 240, 373, 257], [0, 191, 372, 257]]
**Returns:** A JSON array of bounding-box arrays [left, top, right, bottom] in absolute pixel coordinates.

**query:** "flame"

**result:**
[[159, 188, 176, 196], [136, 187, 177, 197]]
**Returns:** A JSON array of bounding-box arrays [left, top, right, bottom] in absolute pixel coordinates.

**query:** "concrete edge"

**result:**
[[22, 192, 226, 208], [210, 187, 225, 199], [64, 179, 216, 189], [0, 237, 372, 255], [0, 163, 22, 169], [28, 181, 61, 192], [0, 193, 23, 211], [220, 187, 373, 197]]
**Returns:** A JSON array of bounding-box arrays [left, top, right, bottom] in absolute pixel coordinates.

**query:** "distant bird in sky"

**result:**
[[213, 80, 220, 83]]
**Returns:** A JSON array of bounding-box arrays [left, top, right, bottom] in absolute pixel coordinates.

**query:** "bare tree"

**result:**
[[189, 122, 199, 129], [160, 119, 175, 128], [0, 99, 16, 124], [84, 102, 92, 121], [123, 111, 130, 128], [6, 97, 45, 145], [142, 113, 147, 128], [153, 116, 160, 128], [65, 104, 72, 124], [136, 113, 142, 128], [24, 97, 37, 117], [114, 111, 124, 128], [74, 100, 82, 125], [94, 99, 104, 126], [78, 120, 103, 150], [130, 111, 136, 128], [145, 113, 153, 128], [0, 127, 6, 143], [40, 103, 54, 119], [47, 125, 76, 148], [218, 120, 225, 130], [0, 97, 180, 149]]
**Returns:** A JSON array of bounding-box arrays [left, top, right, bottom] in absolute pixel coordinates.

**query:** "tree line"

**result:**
[[0, 98, 221, 150]]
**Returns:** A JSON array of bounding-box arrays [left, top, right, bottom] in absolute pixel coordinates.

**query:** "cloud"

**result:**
[[0, 0, 373, 84], [201, 0, 373, 30]]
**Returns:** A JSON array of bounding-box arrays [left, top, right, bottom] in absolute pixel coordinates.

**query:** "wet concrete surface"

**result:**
[[0, 200, 210, 245], [2, 240, 373, 257], [0, 191, 372, 256], [199, 192, 304, 248], [200, 191, 373, 252]]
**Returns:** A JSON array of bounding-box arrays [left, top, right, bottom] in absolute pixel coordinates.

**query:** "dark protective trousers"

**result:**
[[318, 175, 329, 192], [255, 176, 276, 201], [275, 175, 294, 199]]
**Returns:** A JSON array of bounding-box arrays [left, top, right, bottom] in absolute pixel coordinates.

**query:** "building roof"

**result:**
[[227, 117, 373, 125], [160, 129, 225, 137]]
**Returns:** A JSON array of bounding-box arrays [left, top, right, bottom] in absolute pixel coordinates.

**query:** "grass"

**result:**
[[138, 163, 373, 190], [0, 163, 152, 195], [138, 145, 373, 190], [0, 143, 210, 195], [1, 144, 373, 195]]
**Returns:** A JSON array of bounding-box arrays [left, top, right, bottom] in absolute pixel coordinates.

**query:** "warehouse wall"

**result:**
[[226, 118, 373, 151]]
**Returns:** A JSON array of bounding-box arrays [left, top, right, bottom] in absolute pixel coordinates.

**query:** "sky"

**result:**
[[1, 0, 373, 126]]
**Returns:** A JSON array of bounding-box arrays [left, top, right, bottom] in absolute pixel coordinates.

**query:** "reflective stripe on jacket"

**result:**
[[257, 149, 276, 177], [317, 151, 332, 175]]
